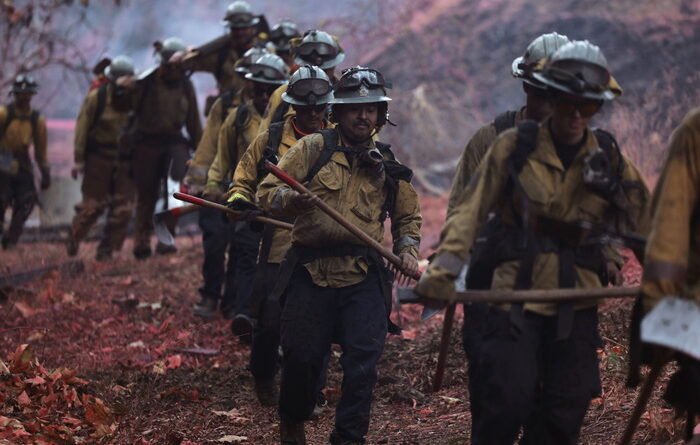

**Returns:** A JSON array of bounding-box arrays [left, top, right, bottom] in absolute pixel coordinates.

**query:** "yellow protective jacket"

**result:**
[[74, 84, 130, 163], [186, 91, 243, 185], [447, 108, 526, 218], [641, 107, 700, 311], [133, 73, 202, 144], [0, 104, 48, 172], [230, 118, 299, 264], [207, 100, 262, 187], [258, 128, 422, 288], [417, 119, 651, 315]]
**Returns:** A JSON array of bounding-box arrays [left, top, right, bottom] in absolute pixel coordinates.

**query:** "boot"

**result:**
[[155, 241, 177, 255], [329, 431, 361, 445], [133, 245, 152, 260], [280, 420, 305, 445], [232, 313, 253, 344], [254, 377, 279, 407], [193, 297, 218, 318]]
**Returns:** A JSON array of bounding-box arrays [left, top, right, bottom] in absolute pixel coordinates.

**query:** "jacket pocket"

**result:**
[[316, 165, 342, 191], [577, 192, 609, 222]]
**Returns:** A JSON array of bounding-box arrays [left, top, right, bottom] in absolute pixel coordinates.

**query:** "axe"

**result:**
[[153, 205, 199, 247], [173, 192, 293, 231], [620, 297, 700, 445]]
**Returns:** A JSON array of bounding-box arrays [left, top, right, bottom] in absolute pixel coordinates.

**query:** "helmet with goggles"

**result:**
[[294, 30, 345, 70], [245, 54, 289, 85], [270, 20, 300, 52], [512, 32, 570, 87], [235, 47, 269, 74], [532, 40, 616, 101], [282, 65, 333, 106], [11, 74, 39, 94], [105, 55, 135, 82], [331, 67, 392, 104], [222, 1, 260, 29]]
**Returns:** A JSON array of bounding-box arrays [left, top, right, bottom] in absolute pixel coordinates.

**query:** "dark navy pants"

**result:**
[[250, 263, 283, 379], [198, 207, 236, 309], [279, 267, 387, 443], [229, 222, 261, 316], [470, 306, 601, 445]]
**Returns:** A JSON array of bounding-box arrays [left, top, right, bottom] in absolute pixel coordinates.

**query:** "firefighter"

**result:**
[[258, 66, 421, 445], [268, 20, 301, 68], [185, 0, 266, 95], [67, 56, 136, 261], [415, 41, 651, 444], [185, 47, 268, 319], [195, 54, 288, 335], [130, 37, 202, 259], [630, 107, 700, 436], [0, 74, 49, 250], [227, 65, 333, 406], [258, 29, 345, 135]]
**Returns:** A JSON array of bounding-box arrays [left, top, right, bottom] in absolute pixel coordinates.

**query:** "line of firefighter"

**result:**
[[3, 1, 699, 444]]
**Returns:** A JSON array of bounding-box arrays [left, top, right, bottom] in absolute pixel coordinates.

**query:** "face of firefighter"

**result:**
[[550, 91, 602, 144], [292, 104, 326, 134], [523, 82, 552, 122], [336, 103, 379, 144], [13, 92, 33, 111], [252, 81, 276, 115], [111, 86, 132, 112], [229, 25, 257, 49]]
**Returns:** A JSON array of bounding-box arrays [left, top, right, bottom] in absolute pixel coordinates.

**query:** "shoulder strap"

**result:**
[[270, 101, 290, 125], [257, 121, 285, 176], [234, 103, 250, 134], [219, 90, 235, 123], [303, 128, 338, 183], [216, 45, 229, 82], [493, 110, 518, 135], [593, 128, 624, 178], [91, 85, 108, 130], [511, 120, 539, 174]]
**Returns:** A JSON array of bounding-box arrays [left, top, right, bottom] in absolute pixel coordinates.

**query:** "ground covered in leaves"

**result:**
[[0, 219, 689, 444]]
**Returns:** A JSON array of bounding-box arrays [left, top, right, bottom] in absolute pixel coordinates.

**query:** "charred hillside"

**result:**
[[365, 0, 700, 186]]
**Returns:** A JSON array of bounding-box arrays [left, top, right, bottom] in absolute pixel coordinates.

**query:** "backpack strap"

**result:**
[[219, 90, 236, 123], [592, 128, 624, 178], [270, 101, 290, 125], [493, 110, 518, 135], [257, 121, 285, 177], [303, 128, 340, 183], [91, 84, 108, 130]]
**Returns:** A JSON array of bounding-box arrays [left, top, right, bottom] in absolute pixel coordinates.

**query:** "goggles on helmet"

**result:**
[[226, 12, 255, 26], [335, 68, 390, 91], [296, 42, 337, 59], [543, 60, 610, 95], [288, 78, 332, 99], [249, 65, 286, 82]]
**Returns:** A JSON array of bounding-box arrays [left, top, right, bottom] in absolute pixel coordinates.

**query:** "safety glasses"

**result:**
[[249, 65, 286, 82], [295, 42, 337, 58], [288, 78, 331, 98], [226, 13, 255, 27], [336, 68, 390, 90], [554, 94, 603, 118]]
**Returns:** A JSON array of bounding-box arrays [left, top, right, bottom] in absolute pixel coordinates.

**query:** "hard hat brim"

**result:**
[[532, 72, 616, 101], [221, 17, 260, 28], [330, 96, 391, 104], [245, 72, 288, 85], [282, 92, 334, 106], [295, 52, 345, 70]]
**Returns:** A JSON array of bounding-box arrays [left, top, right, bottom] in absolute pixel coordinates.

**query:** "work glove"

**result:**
[[202, 182, 224, 203], [71, 162, 85, 180], [413, 263, 456, 309], [40, 166, 51, 190], [182, 165, 207, 196], [227, 194, 264, 231]]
